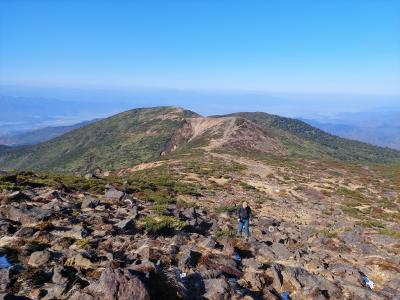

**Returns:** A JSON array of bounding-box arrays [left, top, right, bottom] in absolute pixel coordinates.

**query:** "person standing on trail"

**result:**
[[237, 201, 251, 241]]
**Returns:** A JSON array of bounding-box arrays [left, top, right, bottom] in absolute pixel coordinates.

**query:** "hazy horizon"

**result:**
[[1, 1, 400, 95], [1, 1, 399, 149]]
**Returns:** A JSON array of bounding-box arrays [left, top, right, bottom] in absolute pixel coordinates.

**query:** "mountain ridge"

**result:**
[[0, 106, 399, 173]]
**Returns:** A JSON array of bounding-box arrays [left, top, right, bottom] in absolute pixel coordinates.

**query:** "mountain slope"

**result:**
[[301, 118, 400, 151], [0, 107, 399, 173], [0, 119, 99, 146], [0, 107, 198, 172], [223, 112, 400, 164]]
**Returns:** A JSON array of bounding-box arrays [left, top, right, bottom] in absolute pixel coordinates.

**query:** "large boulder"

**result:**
[[104, 187, 124, 201], [178, 247, 201, 270], [3, 206, 52, 225], [283, 267, 341, 299], [85, 266, 150, 300], [52, 225, 89, 239]]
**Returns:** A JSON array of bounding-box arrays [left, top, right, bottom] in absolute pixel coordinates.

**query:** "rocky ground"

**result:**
[[0, 154, 399, 299]]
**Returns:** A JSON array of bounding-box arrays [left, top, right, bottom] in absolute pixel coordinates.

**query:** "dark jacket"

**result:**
[[238, 206, 251, 220]]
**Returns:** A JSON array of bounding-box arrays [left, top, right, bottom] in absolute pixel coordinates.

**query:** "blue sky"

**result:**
[[1, 0, 400, 95]]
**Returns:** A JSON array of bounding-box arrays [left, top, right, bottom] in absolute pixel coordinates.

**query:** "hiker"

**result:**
[[237, 201, 251, 240]]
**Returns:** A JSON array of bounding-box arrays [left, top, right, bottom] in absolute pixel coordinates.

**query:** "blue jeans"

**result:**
[[237, 218, 250, 238]]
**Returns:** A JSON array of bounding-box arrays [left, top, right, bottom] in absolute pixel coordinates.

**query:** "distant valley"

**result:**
[[300, 111, 400, 150], [0, 119, 99, 146]]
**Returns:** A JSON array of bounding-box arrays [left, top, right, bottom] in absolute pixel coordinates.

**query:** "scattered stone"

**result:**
[[28, 250, 51, 267], [203, 278, 230, 299], [0, 268, 10, 292], [65, 253, 93, 269], [81, 197, 100, 209], [115, 217, 135, 233], [5, 191, 30, 202]]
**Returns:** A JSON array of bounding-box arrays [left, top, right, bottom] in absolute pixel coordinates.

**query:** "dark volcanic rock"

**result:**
[[5, 191, 30, 203], [85, 266, 150, 300], [115, 217, 136, 234], [3, 206, 52, 225]]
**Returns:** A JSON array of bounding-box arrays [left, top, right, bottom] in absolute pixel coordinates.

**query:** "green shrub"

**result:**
[[378, 228, 400, 239], [317, 228, 338, 238], [342, 206, 363, 218], [214, 228, 236, 238], [357, 219, 385, 228], [150, 204, 168, 215], [240, 182, 257, 191], [338, 187, 365, 202], [141, 189, 175, 204], [71, 210, 80, 218], [176, 199, 198, 209], [139, 215, 186, 235], [215, 205, 237, 214], [75, 238, 92, 249]]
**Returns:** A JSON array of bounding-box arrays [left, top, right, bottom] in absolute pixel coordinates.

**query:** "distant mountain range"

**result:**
[[0, 119, 99, 146], [300, 111, 400, 150], [0, 106, 399, 173]]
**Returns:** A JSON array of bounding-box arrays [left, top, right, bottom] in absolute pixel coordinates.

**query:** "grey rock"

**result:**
[[178, 247, 201, 270], [271, 263, 283, 290], [52, 225, 89, 239], [203, 278, 230, 300], [4, 206, 52, 225], [241, 258, 262, 271], [52, 265, 68, 285], [257, 243, 276, 261], [199, 237, 217, 249], [271, 242, 292, 260], [42, 283, 67, 300], [283, 267, 341, 298], [386, 278, 400, 291], [69, 291, 95, 300], [115, 217, 135, 233], [81, 197, 100, 209], [14, 226, 36, 238], [342, 283, 385, 300], [85, 266, 150, 300], [28, 250, 51, 267], [104, 188, 124, 201], [0, 221, 15, 235], [0, 269, 10, 292]]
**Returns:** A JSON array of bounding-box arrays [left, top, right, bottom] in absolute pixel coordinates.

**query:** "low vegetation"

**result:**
[[138, 215, 186, 235]]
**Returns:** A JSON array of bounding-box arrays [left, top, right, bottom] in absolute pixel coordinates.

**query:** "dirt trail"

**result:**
[[118, 160, 174, 174], [210, 152, 273, 177]]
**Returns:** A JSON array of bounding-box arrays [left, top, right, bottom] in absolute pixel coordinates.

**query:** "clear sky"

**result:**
[[1, 0, 400, 95]]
